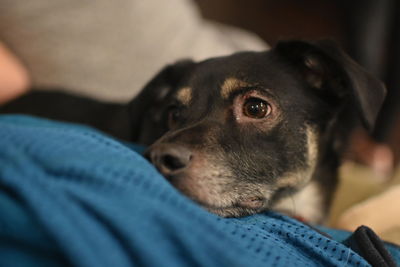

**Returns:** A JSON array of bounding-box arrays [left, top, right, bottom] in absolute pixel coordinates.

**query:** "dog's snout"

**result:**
[[146, 144, 192, 176]]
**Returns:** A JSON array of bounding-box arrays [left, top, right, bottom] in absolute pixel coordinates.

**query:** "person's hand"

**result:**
[[0, 43, 30, 104]]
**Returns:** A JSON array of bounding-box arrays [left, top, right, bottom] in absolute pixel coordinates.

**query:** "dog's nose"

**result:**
[[145, 144, 192, 175]]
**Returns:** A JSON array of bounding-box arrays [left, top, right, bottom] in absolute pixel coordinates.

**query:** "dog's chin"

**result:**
[[204, 204, 267, 218], [191, 196, 269, 217]]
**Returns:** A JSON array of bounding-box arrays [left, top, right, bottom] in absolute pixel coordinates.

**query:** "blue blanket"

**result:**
[[0, 115, 396, 267]]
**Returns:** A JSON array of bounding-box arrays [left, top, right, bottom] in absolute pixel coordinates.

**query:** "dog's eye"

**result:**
[[167, 106, 182, 129], [243, 97, 271, 119]]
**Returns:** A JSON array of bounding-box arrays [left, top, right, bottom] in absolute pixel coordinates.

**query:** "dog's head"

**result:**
[[131, 40, 386, 218]]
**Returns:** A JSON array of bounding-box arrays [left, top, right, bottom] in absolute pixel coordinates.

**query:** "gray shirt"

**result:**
[[0, 0, 266, 101]]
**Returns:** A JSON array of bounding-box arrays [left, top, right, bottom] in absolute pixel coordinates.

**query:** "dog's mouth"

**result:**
[[162, 166, 274, 217], [146, 145, 274, 217]]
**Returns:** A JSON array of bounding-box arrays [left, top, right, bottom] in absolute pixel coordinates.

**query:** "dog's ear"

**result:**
[[128, 60, 195, 144], [275, 40, 386, 131], [131, 59, 195, 107]]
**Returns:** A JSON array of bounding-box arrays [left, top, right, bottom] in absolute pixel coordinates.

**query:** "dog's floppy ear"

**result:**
[[130, 59, 195, 108], [275, 40, 386, 131], [129, 60, 195, 144]]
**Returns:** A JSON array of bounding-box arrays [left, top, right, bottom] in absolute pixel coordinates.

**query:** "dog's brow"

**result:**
[[176, 87, 192, 105], [220, 78, 251, 99]]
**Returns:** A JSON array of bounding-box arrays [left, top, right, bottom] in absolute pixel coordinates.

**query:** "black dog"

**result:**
[[0, 40, 386, 223]]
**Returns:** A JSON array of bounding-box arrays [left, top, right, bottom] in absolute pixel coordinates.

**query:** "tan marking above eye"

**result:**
[[221, 78, 251, 99], [176, 87, 192, 106]]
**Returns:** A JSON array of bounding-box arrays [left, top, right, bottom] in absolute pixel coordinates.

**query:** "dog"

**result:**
[[0, 40, 386, 223]]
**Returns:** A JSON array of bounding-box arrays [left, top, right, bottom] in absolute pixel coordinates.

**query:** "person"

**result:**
[[0, 115, 398, 267], [0, 43, 30, 104], [0, 0, 266, 102]]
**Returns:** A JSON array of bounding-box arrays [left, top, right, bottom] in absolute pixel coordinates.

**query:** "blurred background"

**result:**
[[0, 0, 399, 241]]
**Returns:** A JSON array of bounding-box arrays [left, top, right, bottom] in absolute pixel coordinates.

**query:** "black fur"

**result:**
[[0, 40, 386, 223]]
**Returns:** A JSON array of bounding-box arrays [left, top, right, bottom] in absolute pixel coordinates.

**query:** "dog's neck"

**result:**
[[272, 181, 326, 223], [272, 141, 341, 224]]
